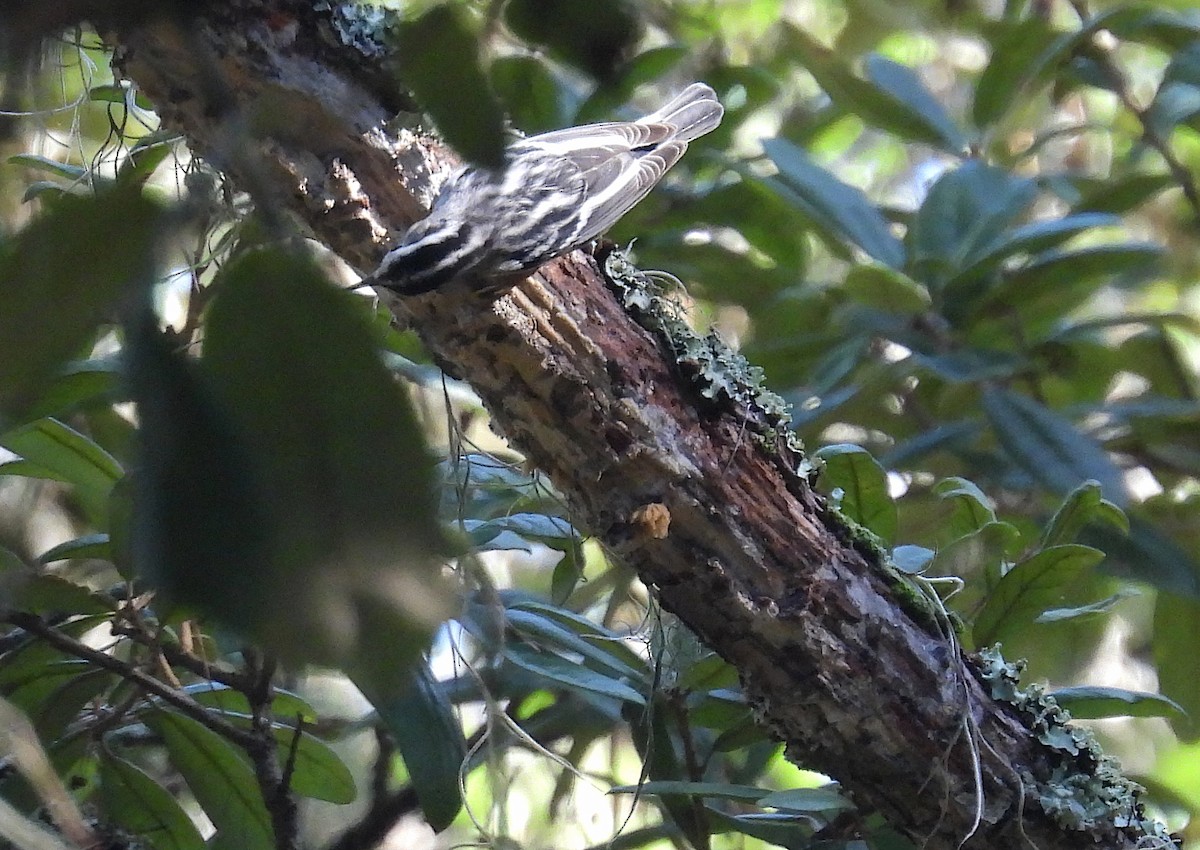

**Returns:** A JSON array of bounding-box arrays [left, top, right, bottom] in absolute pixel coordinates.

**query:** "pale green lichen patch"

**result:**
[[976, 646, 1171, 841], [603, 250, 797, 445], [314, 2, 395, 57]]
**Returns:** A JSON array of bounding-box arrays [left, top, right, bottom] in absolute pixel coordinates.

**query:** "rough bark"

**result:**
[[103, 3, 1159, 849]]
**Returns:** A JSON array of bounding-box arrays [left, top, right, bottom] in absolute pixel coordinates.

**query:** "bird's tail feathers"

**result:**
[[641, 83, 724, 141]]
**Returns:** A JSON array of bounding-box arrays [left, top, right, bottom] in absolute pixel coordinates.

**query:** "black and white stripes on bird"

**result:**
[[371, 83, 724, 295]]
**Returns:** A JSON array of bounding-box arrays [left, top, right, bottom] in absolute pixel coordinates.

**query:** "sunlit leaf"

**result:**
[[100, 751, 205, 850], [815, 444, 896, 544], [145, 710, 273, 850], [973, 544, 1105, 647], [0, 187, 162, 425]]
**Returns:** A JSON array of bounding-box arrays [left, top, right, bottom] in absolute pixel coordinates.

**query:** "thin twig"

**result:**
[[4, 613, 260, 750]]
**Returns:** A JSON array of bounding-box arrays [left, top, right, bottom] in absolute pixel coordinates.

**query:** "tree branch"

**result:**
[[104, 4, 1164, 848], [5, 613, 260, 751]]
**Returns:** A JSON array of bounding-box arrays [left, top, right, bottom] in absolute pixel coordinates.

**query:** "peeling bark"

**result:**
[[104, 3, 1158, 848]]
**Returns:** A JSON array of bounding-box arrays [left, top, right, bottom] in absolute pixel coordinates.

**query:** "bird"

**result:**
[[370, 83, 724, 295]]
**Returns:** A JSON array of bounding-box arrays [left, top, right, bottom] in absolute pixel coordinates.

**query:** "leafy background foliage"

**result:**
[[1, 0, 1200, 848]]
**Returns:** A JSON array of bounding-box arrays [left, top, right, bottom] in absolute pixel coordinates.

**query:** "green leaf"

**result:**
[[124, 301, 274, 634], [505, 644, 646, 705], [930, 521, 1021, 582], [945, 212, 1121, 291], [0, 418, 123, 507], [508, 599, 648, 673], [490, 56, 571, 134], [891, 545, 935, 575], [609, 781, 768, 801], [505, 608, 646, 681], [6, 153, 87, 181], [935, 477, 996, 538], [973, 17, 1059, 129], [37, 533, 111, 564], [100, 751, 205, 850], [986, 243, 1162, 320], [6, 574, 115, 616], [1035, 589, 1138, 623], [1048, 686, 1187, 721], [182, 684, 318, 724], [0, 186, 162, 424], [503, 0, 640, 81], [144, 710, 273, 850], [198, 248, 451, 667], [982, 388, 1127, 506], [974, 8, 1152, 129], [758, 786, 855, 812], [268, 724, 356, 804], [1155, 592, 1200, 740], [1041, 480, 1129, 548], [395, 4, 506, 168], [21, 358, 122, 422], [842, 263, 930, 314], [815, 444, 896, 544], [906, 162, 1036, 291], [973, 544, 1105, 647], [761, 138, 905, 269], [863, 55, 967, 152], [356, 663, 465, 831]]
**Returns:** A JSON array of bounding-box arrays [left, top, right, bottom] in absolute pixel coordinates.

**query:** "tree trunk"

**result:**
[[105, 3, 1157, 848]]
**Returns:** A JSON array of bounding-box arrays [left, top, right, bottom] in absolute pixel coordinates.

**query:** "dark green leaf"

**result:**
[[842, 264, 930, 314], [490, 56, 571, 134], [356, 663, 465, 831], [758, 786, 855, 812], [816, 444, 896, 544], [1049, 686, 1187, 721], [946, 212, 1121, 290], [1041, 480, 1128, 548], [37, 533, 111, 564], [0, 418, 123, 506], [199, 248, 450, 667], [505, 644, 645, 705], [982, 388, 1127, 506], [1035, 589, 1138, 623], [125, 300, 274, 634], [863, 55, 967, 152], [22, 359, 122, 422], [395, 5, 506, 168], [973, 544, 1105, 646], [974, 8, 1152, 129], [144, 710, 273, 850], [100, 751, 206, 850], [1155, 592, 1200, 740], [505, 608, 646, 681], [906, 162, 1036, 291], [504, 0, 640, 81], [609, 781, 767, 801], [6, 153, 87, 180], [0, 186, 162, 424], [761, 138, 905, 269]]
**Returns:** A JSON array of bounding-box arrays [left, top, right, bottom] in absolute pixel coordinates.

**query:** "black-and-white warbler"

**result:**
[[372, 83, 723, 295]]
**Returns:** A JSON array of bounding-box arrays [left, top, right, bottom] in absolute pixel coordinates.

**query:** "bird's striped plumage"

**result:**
[[375, 83, 724, 294]]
